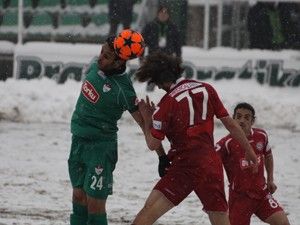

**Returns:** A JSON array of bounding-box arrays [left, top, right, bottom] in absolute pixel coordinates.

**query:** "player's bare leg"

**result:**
[[264, 211, 291, 225], [132, 190, 174, 225], [208, 211, 231, 225], [70, 188, 88, 225], [86, 195, 107, 225]]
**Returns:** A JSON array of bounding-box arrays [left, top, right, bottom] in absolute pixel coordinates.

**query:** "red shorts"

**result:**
[[229, 191, 284, 225], [154, 149, 228, 212]]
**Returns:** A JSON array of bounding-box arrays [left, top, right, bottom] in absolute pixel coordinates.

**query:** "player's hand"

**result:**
[[267, 180, 277, 194], [145, 95, 156, 112], [138, 96, 155, 121], [158, 155, 171, 177], [245, 147, 258, 173]]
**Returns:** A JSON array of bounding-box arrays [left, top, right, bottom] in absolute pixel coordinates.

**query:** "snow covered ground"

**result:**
[[0, 77, 299, 225]]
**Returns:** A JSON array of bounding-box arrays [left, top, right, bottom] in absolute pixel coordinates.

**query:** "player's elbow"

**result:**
[[146, 137, 161, 151], [147, 142, 160, 151]]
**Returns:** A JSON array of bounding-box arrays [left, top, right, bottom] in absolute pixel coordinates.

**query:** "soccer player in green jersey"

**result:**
[[68, 32, 165, 225]]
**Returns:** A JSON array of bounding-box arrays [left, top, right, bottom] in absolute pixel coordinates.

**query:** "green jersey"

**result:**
[[71, 61, 138, 140]]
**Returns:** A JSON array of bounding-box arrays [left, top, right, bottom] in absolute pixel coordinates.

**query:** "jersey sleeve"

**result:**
[[263, 131, 272, 157], [150, 96, 172, 140], [207, 84, 229, 118], [120, 77, 139, 113]]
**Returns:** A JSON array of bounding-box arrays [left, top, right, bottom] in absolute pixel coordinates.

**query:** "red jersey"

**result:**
[[151, 78, 228, 160], [216, 128, 272, 199]]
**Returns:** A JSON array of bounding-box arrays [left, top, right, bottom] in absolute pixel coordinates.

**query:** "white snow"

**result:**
[[0, 47, 300, 224]]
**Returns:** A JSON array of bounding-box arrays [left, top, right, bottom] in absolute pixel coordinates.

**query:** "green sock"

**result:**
[[87, 213, 107, 225], [70, 202, 88, 225]]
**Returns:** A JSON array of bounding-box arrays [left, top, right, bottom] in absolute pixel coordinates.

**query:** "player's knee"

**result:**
[[72, 188, 87, 205], [87, 196, 106, 214]]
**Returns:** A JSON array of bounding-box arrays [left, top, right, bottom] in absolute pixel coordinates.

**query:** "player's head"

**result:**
[[97, 36, 126, 74], [135, 51, 184, 91], [233, 102, 256, 134]]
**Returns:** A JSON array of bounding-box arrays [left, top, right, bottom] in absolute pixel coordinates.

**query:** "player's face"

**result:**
[[233, 108, 254, 135], [98, 43, 117, 71]]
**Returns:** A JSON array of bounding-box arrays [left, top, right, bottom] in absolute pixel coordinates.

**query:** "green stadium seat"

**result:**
[[7, 0, 16, 7], [90, 12, 108, 26], [38, 0, 61, 7], [30, 11, 53, 27], [25, 11, 54, 41], [0, 10, 18, 42], [56, 12, 83, 38], [8, 0, 32, 7], [67, 0, 89, 6], [60, 12, 82, 26], [96, 0, 109, 5], [1, 10, 18, 26], [55, 12, 85, 42], [1, 0, 8, 8]]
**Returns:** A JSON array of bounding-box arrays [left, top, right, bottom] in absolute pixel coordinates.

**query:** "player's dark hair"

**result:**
[[105, 36, 121, 60], [104, 36, 126, 75], [135, 51, 184, 85], [233, 102, 256, 119]]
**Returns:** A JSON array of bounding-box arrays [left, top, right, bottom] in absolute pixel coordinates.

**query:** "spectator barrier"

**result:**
[[6, 42, 300, 87]]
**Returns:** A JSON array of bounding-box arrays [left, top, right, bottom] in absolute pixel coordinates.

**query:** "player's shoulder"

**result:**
[[168, 79, 205, 96], [215, 134, 233, 153], [253, 127, 268, 136], [84, 60, 96, 74], [198, 81, 217, 93], [217, 134, 233, 145], [252, 128, 269, 143]]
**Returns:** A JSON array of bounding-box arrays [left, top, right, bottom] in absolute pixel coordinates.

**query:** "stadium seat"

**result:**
[[0, 10, 18, 42], [67, 0, 89, 6], [28, 11, 54, 40], [38, 0, 61, 7], [0, 10, 18, 27], [94, 0, 108, 6], [30, 11, 53, 27], [7, 0, 33, 8], [1, 0, 9, 8], [25, 11, 54, 41], [66, 0, 92, 13], [55, 12, 84, 42], [59, 12, 82, 26], [90, 12, 108, 26]]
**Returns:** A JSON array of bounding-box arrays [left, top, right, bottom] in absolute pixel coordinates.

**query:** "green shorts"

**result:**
[[68, 135, 118, 199]]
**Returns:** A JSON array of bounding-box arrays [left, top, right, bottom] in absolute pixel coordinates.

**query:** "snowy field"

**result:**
[[0, 78, 299, 225]]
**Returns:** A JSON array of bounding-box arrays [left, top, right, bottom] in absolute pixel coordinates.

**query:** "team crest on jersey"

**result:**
[[82, 80, 100, 103], [153, 120, 162, 130], [95, 165, 103, 175], [103, 83, 111, 92], [256, 142, 264, 151]]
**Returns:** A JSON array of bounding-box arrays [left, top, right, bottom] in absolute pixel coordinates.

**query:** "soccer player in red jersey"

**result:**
[[132, 52, 258, 225], [216, 102, 291, 225]]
